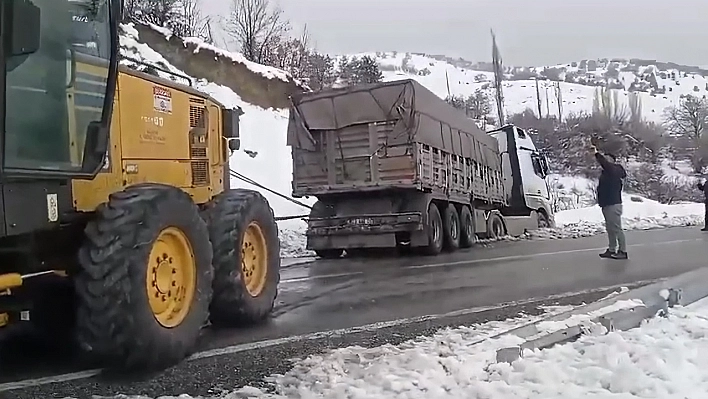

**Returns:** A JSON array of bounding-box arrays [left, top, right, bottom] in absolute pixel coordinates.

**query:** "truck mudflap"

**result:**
[[307, 212, 423, 236]]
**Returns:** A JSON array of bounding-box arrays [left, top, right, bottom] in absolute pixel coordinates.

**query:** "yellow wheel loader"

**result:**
[[0, 0, 280, 370]]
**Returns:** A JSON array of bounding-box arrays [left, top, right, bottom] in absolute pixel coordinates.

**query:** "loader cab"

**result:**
[[0, 0, 119, 236], [1, 0, 119, 178], [488, 125, 552, 218]]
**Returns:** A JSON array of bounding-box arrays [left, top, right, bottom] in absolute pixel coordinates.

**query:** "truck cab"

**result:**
[[488, 125, 554, 228]]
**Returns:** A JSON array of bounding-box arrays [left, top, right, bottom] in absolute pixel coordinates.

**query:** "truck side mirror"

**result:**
[[9, 0, 41, 57]]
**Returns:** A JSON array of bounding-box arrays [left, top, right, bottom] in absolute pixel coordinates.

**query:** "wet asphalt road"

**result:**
[[1, 226, 706, 398]]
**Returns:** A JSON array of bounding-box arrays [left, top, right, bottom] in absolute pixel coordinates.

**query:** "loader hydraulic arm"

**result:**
[[1, 0, 119, 179]]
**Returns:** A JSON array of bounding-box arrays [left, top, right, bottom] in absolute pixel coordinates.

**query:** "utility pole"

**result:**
[[555, 81, 563, 123], [491, 29, 505, 125], [535, 78, 543, 118], [545, 83, 550, 117]]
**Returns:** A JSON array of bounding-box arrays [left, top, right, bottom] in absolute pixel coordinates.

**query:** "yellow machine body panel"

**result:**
[[72, 67, 228, 212]]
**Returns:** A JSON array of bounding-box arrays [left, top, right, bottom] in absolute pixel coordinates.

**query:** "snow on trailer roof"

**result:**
[[287, 79, 500, 166]]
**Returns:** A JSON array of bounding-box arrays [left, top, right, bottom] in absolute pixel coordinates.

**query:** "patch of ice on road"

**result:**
[[227, 299, 708, 399]]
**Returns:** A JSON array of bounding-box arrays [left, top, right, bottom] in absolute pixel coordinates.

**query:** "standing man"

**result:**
[[697, 179, 708, 231], [591, 145, 628, 259]]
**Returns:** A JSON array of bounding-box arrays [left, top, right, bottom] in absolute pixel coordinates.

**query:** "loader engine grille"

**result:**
[[190, 147, 207, 158], [191, 161, 209, 185], [189, 99, 209, 186], [190, 106, 206, 128]]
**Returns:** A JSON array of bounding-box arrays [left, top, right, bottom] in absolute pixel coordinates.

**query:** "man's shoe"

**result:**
[[610, 251, 628, 260], [701, 227, 708, 232], [599, 249, 616, 258]]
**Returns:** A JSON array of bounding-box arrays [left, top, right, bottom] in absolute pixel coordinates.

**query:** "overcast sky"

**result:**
[[203, 0, 708, 67]]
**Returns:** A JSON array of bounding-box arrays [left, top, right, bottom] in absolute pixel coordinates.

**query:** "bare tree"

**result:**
[[663, 95, 708, 171], [465, 88, 492, 120], [226, 0, 290, 63], [171, 0, 212, 42], [664, 95, 708, 142], [137, 0, 181, 28], [122, 0, 139, 22], [592, 86, 628, 125]]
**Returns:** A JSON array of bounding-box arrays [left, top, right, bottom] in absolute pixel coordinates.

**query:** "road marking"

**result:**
[[281, 271, 365, 283], [0, 279, 659, 392], [281, 238, 700, 281], [407, 238, 699, 270]]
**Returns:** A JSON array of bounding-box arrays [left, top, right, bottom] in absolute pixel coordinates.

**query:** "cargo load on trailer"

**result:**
[[288, 79, 553, 258]]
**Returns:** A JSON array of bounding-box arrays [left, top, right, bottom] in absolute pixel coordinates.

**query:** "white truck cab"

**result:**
[[488, 124, 555, 228]]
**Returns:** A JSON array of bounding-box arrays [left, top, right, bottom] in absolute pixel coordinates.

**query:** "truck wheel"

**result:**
[[537, 210, 550, 228], [442, 204, 461, 251], [459, 206, 475, 248], [75, 184, 213, 370], [422, 202, 444, 255], [488, 213, 506, 240], [202, 189, 280, 326]]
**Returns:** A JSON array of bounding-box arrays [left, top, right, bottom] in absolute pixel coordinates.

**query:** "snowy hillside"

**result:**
[[352, 52, 708, 124]]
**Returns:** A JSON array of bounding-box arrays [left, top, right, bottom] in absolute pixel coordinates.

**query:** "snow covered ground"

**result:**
[[96, 296, 708, 398], [222, 296, 708, 399]]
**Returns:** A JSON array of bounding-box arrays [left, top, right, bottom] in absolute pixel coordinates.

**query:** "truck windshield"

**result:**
[[4, 0, 111, 173]]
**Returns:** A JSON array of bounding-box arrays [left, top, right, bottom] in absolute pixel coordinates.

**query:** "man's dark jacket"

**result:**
[[595, 153, 626, 208], [697, 181, 708, 204]]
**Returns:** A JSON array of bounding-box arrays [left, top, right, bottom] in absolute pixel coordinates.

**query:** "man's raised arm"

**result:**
[[591, 146, 611, 170]]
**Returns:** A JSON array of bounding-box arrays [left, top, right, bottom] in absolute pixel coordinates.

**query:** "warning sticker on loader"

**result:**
[[153, 86, 172, 114]]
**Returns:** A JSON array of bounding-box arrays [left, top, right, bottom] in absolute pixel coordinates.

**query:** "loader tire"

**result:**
[[202, 189, 280, 326], [442, 204, 461, 251], [421, 202, 444, 256], [75, 184, 214, 371], [459, 205, 475, 248]]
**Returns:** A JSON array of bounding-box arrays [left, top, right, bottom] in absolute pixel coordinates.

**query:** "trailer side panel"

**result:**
[[288, 79, 505, 206]]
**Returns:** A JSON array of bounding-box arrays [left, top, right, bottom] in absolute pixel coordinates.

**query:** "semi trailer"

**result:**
[[287, 79, 554, 258]]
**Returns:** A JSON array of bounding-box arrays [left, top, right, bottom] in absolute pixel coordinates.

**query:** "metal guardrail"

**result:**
[[495, 266, 708, 363]]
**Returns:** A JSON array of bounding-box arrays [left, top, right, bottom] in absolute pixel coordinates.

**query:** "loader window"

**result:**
[[4, 0, 111, 173]]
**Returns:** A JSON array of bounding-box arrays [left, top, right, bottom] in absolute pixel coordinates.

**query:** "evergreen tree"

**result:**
[[356, 55, 383, 84], [337, 55, 383, 86]]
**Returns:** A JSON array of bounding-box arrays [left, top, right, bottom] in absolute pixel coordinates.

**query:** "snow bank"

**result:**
[[231, 300, 708, 398], [548, 193, 704, 239], [120, 25, 312, 257], [144, 22, 294, 83]]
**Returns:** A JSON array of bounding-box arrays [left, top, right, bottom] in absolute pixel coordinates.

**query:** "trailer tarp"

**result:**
[[287, 79, 500, 163]]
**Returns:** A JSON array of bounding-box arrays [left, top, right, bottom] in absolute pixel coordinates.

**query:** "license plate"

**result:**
[[350, 218, 374, 226]]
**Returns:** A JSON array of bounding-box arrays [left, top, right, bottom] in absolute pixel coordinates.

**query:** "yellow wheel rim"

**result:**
[[242, 222, 268, 297], [146, 227, 197, 328]]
